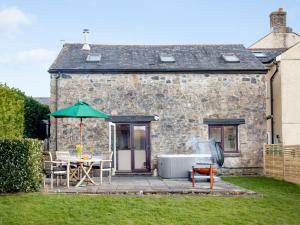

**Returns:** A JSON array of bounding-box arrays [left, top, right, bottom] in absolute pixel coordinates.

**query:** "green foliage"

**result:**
[[0, 84, 25, 138], [0, 83, 50, 139], [23, 97, 50, 139], [0, 138, 43, 193]]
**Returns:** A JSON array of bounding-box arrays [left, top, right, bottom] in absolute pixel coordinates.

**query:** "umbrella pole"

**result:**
[[80, 118, 83, 146]]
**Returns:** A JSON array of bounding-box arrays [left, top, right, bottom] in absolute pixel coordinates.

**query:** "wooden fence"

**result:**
[[264, 144, 300, 184]]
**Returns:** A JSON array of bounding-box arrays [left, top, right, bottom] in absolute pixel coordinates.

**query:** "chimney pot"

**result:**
[[82, 29, 90, 51]]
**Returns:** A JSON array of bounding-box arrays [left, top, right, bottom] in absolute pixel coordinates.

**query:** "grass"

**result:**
[[0, 177, 299, 225]]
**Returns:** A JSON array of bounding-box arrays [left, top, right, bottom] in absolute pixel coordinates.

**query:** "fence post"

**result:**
[[263, 143, 266, 176], [283, 146, 285, 180], [272, 145, 274, 177]]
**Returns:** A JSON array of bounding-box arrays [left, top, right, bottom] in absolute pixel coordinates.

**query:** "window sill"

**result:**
[[224, 152, 241, 157]]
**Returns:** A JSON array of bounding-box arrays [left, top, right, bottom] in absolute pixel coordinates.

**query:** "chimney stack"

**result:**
[[82, 29, 91, 51], [270, 8, 289, 33]]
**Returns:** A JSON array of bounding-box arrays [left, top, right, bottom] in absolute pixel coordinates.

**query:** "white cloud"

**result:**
[[0, 48, 56, 67], [14, 49, 56, 63], [0, 7, 33, 33]]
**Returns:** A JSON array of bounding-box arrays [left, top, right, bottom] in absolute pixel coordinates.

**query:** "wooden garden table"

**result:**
[[73, 157, 102, 187], [57, 156, 102, 187]]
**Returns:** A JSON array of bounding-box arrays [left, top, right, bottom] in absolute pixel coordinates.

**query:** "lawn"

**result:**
[[0, 177, 299, 225]]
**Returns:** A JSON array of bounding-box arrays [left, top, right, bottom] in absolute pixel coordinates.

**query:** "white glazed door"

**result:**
[[109, 122, 116, 174]]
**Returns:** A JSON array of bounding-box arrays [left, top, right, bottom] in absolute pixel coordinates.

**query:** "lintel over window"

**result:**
[[203, 118, 245, 125], [107, 116, 157, 123]]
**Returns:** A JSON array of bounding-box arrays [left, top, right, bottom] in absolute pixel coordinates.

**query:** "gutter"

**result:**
[[48, 68, 268, 74]]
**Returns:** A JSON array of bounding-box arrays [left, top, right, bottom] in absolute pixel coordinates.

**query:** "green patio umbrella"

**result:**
[[50, 100, 110, 146]]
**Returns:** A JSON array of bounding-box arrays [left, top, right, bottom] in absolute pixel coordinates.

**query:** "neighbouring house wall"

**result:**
[[280, 44, 300, 145], [265, 64, 282, 144], [249, 32, 300, 49], [265, 43, 300, 145], [50, 73, 266, 174]]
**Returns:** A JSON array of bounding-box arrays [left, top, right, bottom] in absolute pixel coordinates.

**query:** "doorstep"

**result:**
[[114, 172, 153, 176]]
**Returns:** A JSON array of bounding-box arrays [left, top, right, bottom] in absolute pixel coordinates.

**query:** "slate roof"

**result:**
[[250, 48, 287, 64], [33, 97, 50, 105], [49, 44, 266, 73]]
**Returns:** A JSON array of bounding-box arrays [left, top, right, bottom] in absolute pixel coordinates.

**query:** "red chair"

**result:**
[[192, 163, 217, 191]]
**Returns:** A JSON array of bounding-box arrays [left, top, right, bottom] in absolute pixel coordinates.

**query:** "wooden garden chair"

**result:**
[[43, 151, 69, 189], [55, 151, 79, 180], [93, 151, 113, 185]]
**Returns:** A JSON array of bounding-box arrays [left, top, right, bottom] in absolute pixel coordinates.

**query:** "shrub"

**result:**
[[0, 138, 43, 193], [0, 83, 50, 139], [24, 97, 50, 139], [0, 84, 24, 138]]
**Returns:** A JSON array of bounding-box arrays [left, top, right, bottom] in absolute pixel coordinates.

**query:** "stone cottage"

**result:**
[[49, 43, 266, 175]]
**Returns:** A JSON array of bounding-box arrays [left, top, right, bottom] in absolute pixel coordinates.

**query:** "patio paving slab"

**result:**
[[45, 176, 256, 195]]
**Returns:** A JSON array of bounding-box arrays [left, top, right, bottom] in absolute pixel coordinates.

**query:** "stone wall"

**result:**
[[50, 72, 266, 173]]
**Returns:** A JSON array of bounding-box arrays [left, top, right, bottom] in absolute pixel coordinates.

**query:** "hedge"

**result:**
[[0, 139, 43, 192], [0, 84, 24, 138], [24, 97, 50, 139], [0, 83, 50, 139]]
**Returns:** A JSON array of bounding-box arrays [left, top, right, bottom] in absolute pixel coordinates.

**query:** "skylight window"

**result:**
[[86, 54, 101, 62], [221, 53, 240, 63], [253, 52, 267, 58], [159, 54, 175, 63]]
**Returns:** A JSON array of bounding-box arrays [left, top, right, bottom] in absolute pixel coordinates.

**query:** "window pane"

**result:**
[[210, 127, 222, 143], [224, 126, 237, 152], [134, 126, 146, 150], [116, 124, 130, 150]]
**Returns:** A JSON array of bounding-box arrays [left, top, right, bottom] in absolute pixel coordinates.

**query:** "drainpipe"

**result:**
[[53, 73, 60, 151], [269, 62, 279, 144]]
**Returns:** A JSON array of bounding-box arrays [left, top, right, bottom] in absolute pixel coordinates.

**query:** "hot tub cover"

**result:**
[[192, 138, 224, 167]]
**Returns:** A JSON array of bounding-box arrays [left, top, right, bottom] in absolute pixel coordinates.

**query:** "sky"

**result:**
[[0, 0, 299, 97]]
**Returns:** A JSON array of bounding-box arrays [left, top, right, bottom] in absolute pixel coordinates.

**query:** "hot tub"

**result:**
[[157, 154, 212, 178]]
